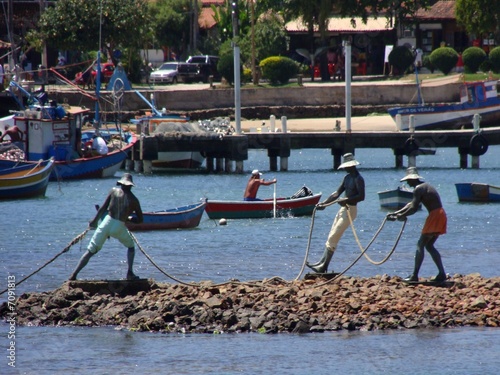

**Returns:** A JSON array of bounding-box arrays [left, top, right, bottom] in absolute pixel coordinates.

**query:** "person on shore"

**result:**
[[307, 153, 365, 273], [69, 173, 143, 281], [243, 169, 277, 201], [387, 167, 447, 282]]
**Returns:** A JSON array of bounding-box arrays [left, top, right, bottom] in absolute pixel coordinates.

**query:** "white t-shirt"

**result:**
[[92, 136, 108, 155]]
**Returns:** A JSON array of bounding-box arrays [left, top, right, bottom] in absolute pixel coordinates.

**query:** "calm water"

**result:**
[[1, 147, 500, 374]]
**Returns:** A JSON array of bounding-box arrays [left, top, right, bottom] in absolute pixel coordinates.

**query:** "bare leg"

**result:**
[[404, 234, 428, 281], [425, 235, 446, 280], [126, 247, 139, 280], [69, 250, 94, 280]]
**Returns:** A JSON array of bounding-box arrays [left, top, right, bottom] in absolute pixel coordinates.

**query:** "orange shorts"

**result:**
[[422, 207, 447, 235]]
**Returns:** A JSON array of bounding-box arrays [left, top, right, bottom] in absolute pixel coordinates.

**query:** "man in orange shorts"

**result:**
[[388, 167, 447, 282]]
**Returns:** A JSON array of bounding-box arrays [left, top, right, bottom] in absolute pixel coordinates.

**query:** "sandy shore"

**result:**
[[240, 115, 397, 133]]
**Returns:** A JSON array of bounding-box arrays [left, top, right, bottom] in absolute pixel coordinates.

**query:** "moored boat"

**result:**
[[377, 186, 413, 209], [2, 81, 136, 180], [455, 182, 500, 202], [126, 200, 206, 231], [0, 158, 54, 199], [388, 80, 500, 130], [205, 191, 322, 219]]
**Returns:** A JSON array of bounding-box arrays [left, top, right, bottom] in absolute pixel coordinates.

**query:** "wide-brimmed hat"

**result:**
[[117, 173, 135, 186], [400, 167, 424, 182], [252, 169, 262, 176], [338, 153, 360, 169]]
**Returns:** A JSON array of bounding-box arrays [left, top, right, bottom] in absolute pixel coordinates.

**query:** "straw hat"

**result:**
[[400, 167, 424, 182], [117, 173, 135, 186], [338, 153, 360, 169]]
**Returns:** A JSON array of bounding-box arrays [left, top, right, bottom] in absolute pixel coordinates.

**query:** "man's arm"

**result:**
[[89, 193, 112, 228]]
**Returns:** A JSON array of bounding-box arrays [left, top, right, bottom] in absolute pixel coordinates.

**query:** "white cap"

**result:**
[[252, 169, 262, 176]]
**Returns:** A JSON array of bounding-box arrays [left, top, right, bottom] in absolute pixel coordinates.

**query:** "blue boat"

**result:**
[[388, 80, 500, 130], [0, 158, 54, 199], [126, 201, 207, 231], [455, 182, 500, 203]]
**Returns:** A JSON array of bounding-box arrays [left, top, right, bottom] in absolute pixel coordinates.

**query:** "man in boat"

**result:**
[[69, 173, 144, 281], [307, 153, 365, 273], [243, 169, 277, 201], [0, 125, 24, 150], [387, 167, 447, 283]]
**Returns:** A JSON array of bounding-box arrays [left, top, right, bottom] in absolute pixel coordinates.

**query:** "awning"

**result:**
[[0, 40, 11, 48], [286, 17, 394, 34]]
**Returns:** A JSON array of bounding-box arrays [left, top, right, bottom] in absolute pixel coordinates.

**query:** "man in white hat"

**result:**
[[307, 153, 365, 273], [243, 169, 277, 201], [69, 173, 144, 281], [387, 167, 447, 282]]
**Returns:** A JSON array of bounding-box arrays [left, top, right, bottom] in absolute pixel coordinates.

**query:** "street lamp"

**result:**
[[250, 0, 256, 84]]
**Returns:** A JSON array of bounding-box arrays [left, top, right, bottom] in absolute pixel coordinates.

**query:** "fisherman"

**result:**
[[0, 125, 23, 143], [307, 153, 365, 273], [243, 169, 277, 201], [387, 167, 447, 282], [69, 173, 143, 281]]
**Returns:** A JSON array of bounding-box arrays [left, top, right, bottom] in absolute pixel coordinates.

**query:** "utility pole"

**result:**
[[232, 0, 241, 134]]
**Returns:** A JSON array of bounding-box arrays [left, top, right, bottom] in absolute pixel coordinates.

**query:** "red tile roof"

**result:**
[[415, 0, 456, 20]]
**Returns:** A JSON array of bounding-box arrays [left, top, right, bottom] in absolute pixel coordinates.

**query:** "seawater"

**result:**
[[1, 147, 500, 374]]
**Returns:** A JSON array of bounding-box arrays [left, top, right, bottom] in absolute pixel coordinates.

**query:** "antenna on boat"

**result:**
[[94, 0, 103, 129]]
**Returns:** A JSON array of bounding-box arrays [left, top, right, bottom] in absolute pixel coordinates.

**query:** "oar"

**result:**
[[273, 181, 277, 218]]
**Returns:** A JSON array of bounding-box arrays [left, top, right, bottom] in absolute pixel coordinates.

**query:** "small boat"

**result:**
[[2, 81, 136, 180], [377, 186, 413, 209], [131, 91, 204, 170], [0, 158, 54, 199], [455, 182, 500, 202], [205, 189, 322, 219], [126, 200, 207, 231], [388, 80, 500, 130]]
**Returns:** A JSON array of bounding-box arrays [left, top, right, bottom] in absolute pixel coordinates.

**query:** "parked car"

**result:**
[[149, 62, 180, 84], [178, 55, 220, 83], [91, 62, 115, 82]]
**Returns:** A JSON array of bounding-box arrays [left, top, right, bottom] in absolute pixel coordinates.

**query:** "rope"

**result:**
[[296, 201, 407, 288], [0, 229, 90, 296]]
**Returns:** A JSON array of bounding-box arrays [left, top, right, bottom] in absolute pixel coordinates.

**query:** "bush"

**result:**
[[388, 46, 415, 75], [462, 47, 487, 73], [480, 59, 493, 73], [217, 53, 242, 85], [429, 47, 458, 75], [488, 47, 500, 73], [259, 56, 299, 85], [423, 55, 435, 73]]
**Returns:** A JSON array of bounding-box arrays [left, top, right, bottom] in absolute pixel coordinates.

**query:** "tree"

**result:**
[[26, 0, 149, 65], [455, 0, 500, 38], [152, 0, 193, 59]]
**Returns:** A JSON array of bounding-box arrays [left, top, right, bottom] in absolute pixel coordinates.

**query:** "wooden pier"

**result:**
[[130, 126, 500, 172]]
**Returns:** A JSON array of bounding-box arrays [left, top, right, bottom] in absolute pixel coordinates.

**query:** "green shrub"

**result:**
[[217, 53, 242, 85], [388, 46, 415, 75], [429, 47, 458, 75], [462, 47, 487, 73], [259, 56, 299, 85], [423, 54, 435, 73], [242, 68, 252, 83], [488, 47, 500, 73], [480, 59, 493, 73]]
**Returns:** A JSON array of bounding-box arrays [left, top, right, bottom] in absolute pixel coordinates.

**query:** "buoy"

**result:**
[[219, 218, 227, 225]]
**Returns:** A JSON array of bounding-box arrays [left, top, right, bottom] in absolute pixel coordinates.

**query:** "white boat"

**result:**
[[377, 186, 413, 209], [388, 80, 500, 130]]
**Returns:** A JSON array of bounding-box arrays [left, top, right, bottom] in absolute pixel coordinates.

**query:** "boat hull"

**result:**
[[377, 187, 413, 209], [455, 183, 500, 202], [152, 151, 205, 169], [205, 193, 322, 219], [0, 159, 54, 199], [126, 201, 206, 231]]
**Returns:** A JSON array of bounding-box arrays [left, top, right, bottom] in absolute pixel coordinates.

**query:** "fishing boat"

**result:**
[[0, 158, 54, 199], [377, 186, 413, 209], [205, 189, 322, 219], [388, 79, 500, 130], [131, 91, 205, 169], [2, 81, 136, 180], [125, 200, 206, 231], [455, 182, 500, 203]]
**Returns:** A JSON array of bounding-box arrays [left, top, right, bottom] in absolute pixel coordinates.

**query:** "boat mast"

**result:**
[[94, 0, 103, 128]]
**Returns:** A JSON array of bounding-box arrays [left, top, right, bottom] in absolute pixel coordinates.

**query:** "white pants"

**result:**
[[325, 205, 357, 250]]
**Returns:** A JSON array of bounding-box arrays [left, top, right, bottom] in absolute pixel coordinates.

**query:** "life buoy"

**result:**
[[403, 138, 419, 156], [469, 134, 488, 156]]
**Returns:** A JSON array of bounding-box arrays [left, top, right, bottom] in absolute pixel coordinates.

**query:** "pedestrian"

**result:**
[[243, 169, 277, 201], [307, 153, 365, 273], [387, 167, 447, 282], [69, 173, 143, 281]]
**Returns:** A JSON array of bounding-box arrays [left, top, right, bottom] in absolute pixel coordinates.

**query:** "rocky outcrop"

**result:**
[[2, 274, 499, 334]]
